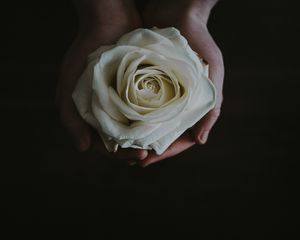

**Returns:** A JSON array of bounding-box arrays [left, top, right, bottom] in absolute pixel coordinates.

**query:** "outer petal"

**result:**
[[117, 28, 175, 49], [72, 58, 119, 152], [116, 27, 205, 75]]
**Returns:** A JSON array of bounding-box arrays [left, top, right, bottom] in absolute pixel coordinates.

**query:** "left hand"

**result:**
[[56, 0, 148, 164], [139, 0, 224, 167]]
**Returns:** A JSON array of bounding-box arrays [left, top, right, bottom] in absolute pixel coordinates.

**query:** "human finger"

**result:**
[[138, 133, 195, 167]]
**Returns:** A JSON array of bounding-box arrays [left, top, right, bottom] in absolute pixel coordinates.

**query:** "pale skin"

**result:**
[[56, 0, 224, 167]]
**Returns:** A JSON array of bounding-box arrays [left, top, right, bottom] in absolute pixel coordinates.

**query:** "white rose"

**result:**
[[72, 27, 216, 155]]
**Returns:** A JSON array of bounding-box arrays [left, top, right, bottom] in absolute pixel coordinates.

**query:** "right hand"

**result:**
[[139, 0, 224, 167]]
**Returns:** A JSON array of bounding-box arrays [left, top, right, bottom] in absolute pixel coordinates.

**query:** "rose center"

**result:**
[[139, 78, 160, 94], [123, 64, 183, 112]]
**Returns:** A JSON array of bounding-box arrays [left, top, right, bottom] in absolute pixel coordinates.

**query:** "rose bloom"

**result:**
[[73, 27, 216, 155]]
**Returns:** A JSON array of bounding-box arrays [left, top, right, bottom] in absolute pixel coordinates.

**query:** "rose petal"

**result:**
[[117, 28, 175, 49]]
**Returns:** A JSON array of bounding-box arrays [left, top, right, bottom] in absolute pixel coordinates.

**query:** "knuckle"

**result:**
[[213, 108, 221, 117]]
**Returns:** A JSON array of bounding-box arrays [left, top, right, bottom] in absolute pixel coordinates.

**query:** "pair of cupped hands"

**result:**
[[56, 0, 224, 167]]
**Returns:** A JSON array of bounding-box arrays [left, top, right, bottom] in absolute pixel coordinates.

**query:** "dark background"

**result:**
[[1, 0, 299, 239]]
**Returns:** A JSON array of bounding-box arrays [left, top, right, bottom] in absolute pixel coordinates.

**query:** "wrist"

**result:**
[[74, 0, 140, 34]]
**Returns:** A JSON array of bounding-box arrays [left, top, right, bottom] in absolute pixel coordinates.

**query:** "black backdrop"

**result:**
[[1, 0, 299, 239]]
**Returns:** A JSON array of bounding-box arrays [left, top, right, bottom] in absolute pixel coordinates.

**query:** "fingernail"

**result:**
[[199, 131, 209, 144], [138, 150, 148, 160], [128, 160, 137, 166]]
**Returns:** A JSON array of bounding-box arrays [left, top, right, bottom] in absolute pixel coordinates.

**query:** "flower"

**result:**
[[72, 27, 216, 155]]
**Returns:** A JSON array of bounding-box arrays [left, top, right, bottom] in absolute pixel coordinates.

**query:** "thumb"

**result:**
[[193, 107, 221, 144]]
